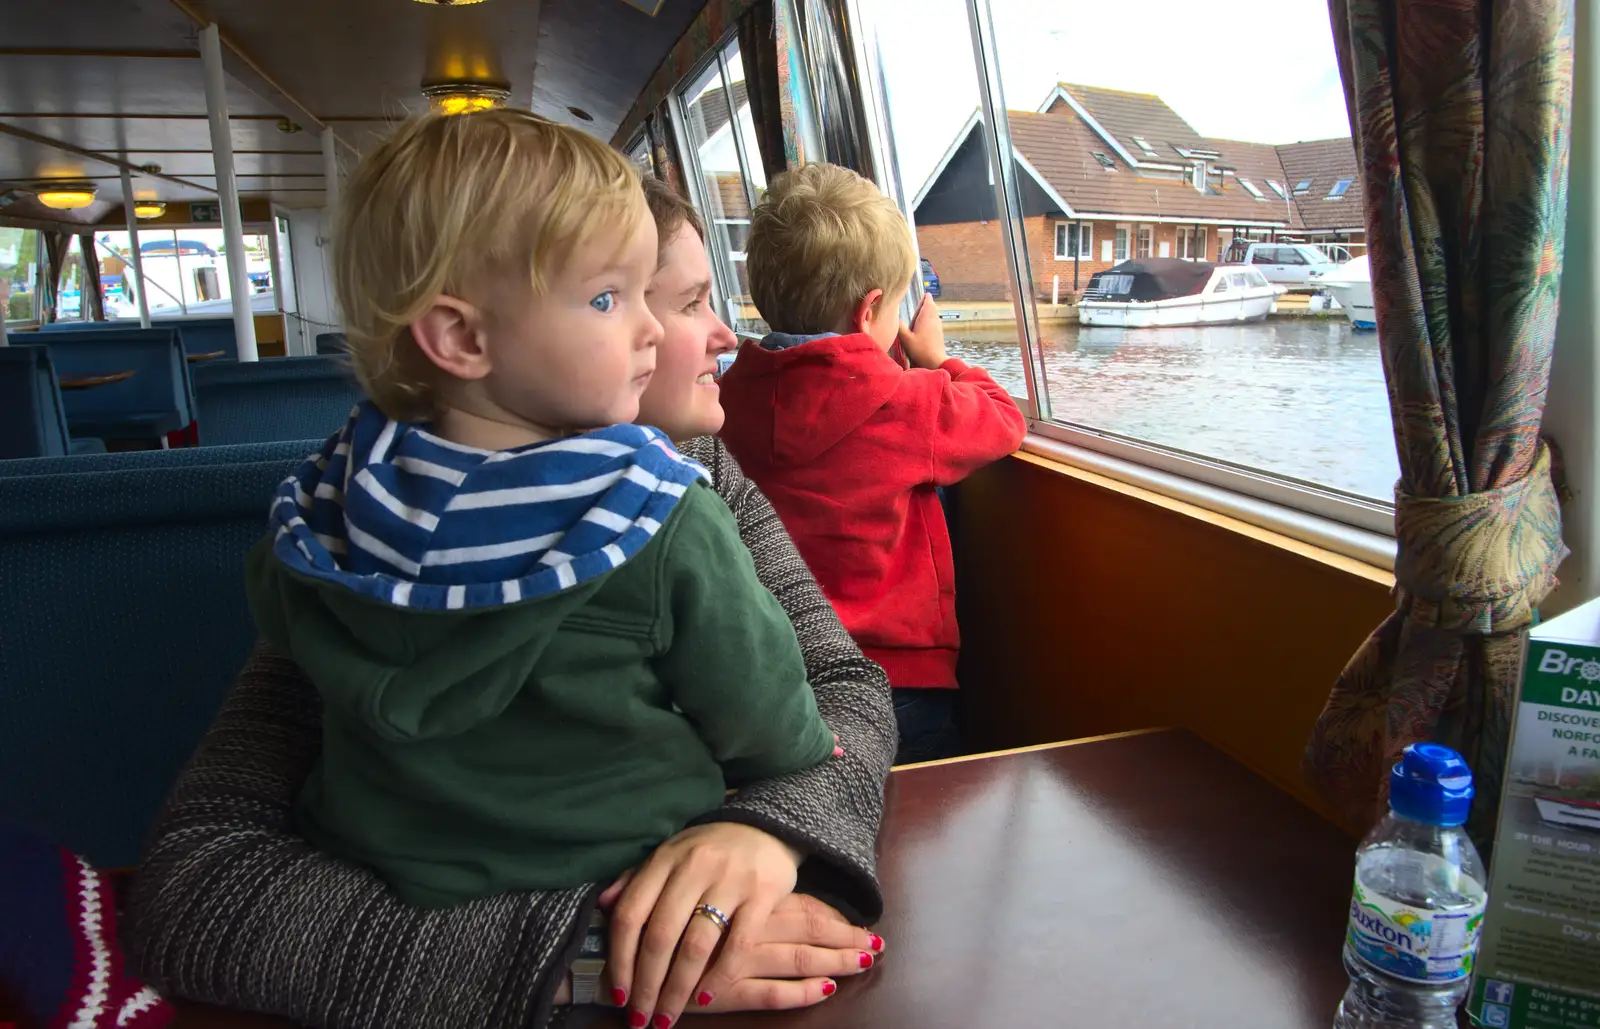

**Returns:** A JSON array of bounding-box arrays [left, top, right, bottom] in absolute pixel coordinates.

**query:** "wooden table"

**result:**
[[138, 729, 1361, 1028], [58, 370, 134, 390]]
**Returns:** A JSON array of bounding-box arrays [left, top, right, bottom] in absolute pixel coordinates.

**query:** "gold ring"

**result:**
[[694, 903, 731, 933]]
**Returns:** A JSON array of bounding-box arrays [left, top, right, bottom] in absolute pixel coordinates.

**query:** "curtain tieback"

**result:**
[[1393, 441, 1568, 633]]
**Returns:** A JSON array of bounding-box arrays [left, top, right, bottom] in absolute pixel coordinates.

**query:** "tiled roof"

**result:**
[[1056, 84, 1205, 161], [926, 82, 1366, 232], [1276, 137, 1365, 230], [1009, 111, 1287, 225]]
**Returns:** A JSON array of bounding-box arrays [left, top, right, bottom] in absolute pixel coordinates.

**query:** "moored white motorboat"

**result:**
[[1077, 258, 1282, 328], [1320, 255, 1375, 330]]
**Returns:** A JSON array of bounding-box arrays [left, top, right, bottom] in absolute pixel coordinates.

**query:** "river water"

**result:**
[[943, 317, 1400, 501]]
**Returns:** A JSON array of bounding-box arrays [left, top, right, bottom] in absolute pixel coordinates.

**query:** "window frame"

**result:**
[[1328, 177, 1354, 198], [2, 227, 44, 326], [91, 223, 283, 320], [1054, 221, 1090, 260], [668, 36, 757, 332], [1136, 224, 1153, 258], [1114, 224, 1131, 261], [952, 0, 1396, 547]]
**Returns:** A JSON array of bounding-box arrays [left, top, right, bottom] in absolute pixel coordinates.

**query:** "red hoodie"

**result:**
[[718, 332, 1027, 689]]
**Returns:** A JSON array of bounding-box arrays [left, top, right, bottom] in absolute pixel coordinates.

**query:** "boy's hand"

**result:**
[[897, 294, 949, 369]]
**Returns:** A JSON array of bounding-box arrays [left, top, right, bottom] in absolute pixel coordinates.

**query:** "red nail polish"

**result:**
[[611, 987, 628, 1007], [859, 951, 874, 968], [628, 1012, 648, 1029], [653, 1015, 673, 1029], [868, 933, 884, 952], [822, 980, 837, 997], [696, 991, 714, 1007]]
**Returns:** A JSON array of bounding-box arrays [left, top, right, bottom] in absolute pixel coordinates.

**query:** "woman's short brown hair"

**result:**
[[641, 175, 705, 262]]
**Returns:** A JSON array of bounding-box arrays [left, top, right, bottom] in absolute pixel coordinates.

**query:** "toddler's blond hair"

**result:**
[[746, 163, 917, 335], [333, 109, 645, 421]]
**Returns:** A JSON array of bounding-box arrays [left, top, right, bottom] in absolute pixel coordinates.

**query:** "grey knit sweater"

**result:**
[[121, 436, 896, 1029]]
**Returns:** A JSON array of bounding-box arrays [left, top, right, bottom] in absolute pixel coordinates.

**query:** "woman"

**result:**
[[122, 178, 897, 1029]]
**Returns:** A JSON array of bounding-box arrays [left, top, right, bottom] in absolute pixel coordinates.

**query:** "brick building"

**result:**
[[913, 84, 1367, 302]]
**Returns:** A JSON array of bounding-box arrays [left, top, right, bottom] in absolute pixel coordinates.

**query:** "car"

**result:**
[[921, 257, 941, 298], [1230, 242, 1338, 289]]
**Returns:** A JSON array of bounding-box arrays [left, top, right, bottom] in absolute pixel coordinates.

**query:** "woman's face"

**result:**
[[639, 223, 738, 441]]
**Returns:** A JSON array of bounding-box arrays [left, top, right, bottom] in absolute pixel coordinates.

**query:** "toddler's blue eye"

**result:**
[[590, 291, 616, 313]]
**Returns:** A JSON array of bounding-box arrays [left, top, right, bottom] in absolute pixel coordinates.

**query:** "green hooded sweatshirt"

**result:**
[[247, 408, 834, 909]]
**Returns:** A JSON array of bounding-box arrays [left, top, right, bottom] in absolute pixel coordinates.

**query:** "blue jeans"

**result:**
[[892, 688, 963, 765]]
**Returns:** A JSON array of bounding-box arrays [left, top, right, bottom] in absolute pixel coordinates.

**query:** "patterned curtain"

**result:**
[[1304, 0, 1575, 848], [80, 234, 104, 322], [736, 1, 788, 181], [646, 104, 687, 198], [40, 230, 69, 324]]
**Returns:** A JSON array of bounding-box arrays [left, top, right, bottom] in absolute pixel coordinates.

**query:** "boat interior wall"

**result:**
[[0, 0, 709, 219], [951, 453, 1394, 834]]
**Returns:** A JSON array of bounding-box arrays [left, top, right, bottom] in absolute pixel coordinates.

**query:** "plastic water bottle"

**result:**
[[1333, 743, 1488, 1029]]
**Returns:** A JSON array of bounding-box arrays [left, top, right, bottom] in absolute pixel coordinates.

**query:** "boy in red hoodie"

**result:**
[[718, 163, 1026, 765]]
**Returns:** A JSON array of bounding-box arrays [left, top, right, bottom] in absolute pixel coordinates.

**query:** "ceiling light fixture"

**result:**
[[34, 183, 99, 210], [566, 106, 595, 122], [421, 82, 511, 116], [134, 200, 167, 219]]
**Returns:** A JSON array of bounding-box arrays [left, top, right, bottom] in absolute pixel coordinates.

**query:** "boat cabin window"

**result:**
[[1244, 269, 1270, 288], [868, 0, 1398, 528], [675, 39, 768, 337], [1, 228, 41, 325]]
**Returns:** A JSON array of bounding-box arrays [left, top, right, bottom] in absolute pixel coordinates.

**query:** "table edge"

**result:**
[[891, 725, 1174, 771]]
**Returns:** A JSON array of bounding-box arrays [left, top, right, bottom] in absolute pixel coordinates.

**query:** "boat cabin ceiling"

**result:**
[[0, 0, 706, 224]]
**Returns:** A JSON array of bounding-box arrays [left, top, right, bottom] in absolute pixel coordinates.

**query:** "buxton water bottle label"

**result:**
[[1346, 877, 1486, 983]]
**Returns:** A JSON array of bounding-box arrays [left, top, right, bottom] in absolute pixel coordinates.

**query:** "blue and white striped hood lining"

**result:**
[[269, 401, 711, 611]]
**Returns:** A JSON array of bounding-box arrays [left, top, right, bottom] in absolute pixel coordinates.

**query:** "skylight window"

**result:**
[[1293, 178, 1313, 195], [1132, 136, 1157, 156], [1237, 177, 1265, 199], [1092, 152, 1115, 169], [1266, 180, 1288, 199], [1328, 178, 1354, 197]]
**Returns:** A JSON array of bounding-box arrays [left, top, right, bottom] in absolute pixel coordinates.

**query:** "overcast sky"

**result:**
[[871, 0, 1352, 197]]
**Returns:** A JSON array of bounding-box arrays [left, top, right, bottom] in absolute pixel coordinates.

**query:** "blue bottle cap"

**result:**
[[1389, 742, 1474, 826]]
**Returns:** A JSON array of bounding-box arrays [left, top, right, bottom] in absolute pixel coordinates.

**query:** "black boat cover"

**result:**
[[1083, 258, 1217, 301]]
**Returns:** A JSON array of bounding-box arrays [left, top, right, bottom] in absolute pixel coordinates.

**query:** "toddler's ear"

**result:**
[[411, 296, 492, 381]]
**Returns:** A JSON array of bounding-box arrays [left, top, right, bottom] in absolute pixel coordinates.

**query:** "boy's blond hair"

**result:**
[[333, 109, 645, 421], [746, 163, 917, 335]]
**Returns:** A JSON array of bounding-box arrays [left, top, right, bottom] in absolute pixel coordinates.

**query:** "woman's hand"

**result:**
[[571, 892, 884, 1016], [691, 892, 883, 1012], [603, 822, 808, 1027]]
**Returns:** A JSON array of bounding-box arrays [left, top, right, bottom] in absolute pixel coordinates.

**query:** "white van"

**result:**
[[1233, 242, 1338, 289]]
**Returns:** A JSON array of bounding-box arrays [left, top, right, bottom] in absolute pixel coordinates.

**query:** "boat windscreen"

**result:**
[[1086, 258, 1217, 301]]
